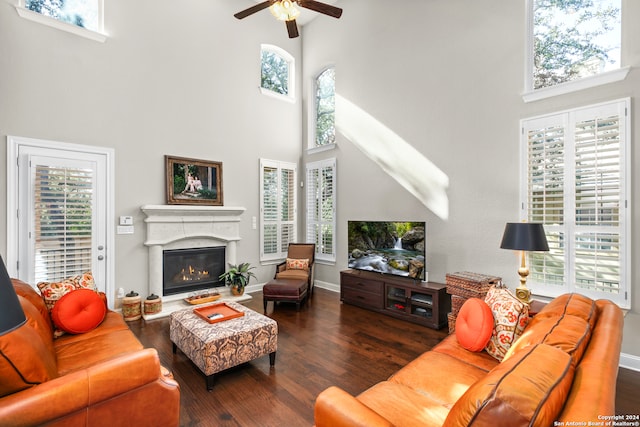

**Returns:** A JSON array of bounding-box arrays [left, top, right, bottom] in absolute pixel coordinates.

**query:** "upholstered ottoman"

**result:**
[[263, 278, 308, 312], [169, 301, 277, 390]]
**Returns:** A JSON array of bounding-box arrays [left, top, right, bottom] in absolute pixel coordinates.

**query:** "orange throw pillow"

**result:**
[[455, 298, 494, 352], [51, 289, 106, 335]]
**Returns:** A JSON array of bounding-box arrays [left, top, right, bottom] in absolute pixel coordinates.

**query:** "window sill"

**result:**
[[260, 87, 295, 104], [522, 66, 631, 103], [307, 143, 336, 155], [15, 6, 106, 43], [314, 258, 336, 266]]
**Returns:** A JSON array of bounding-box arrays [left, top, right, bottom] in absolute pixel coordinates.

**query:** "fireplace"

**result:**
[[163, 247, 225, 296], [141, 205, 248, 319]]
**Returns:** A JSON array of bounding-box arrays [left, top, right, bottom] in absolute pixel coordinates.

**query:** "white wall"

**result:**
[[0, 0, 302, 292], [301, 0, 640, 360]]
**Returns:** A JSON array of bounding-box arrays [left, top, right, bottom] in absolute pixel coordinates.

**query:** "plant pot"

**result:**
[[231, 285, 244, 296]]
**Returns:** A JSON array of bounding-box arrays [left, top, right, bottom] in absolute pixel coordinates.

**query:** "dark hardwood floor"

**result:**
[[129, 288, 640, 426]]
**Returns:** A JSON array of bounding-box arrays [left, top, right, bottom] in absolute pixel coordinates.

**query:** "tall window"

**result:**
[[22, 0, 102, 32], [306, 158, 336, 262], [521, 99, 629, 308], [527, 0, 621, 92], [260, 44, 294, 100], [314, 67, 336, 148], [260, 159, 297, 262]]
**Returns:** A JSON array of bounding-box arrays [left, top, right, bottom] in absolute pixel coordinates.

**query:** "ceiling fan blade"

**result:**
[[286, 19, 300, 38], [234, 1, 273, 19], [298, 0, 343, 19]]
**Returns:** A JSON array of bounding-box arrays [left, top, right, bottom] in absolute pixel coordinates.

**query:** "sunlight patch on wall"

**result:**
[[335, 94, 450, 220]]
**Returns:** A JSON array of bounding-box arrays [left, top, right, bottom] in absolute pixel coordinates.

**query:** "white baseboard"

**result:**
[[314, 280, 339, 293], [620, 352, 640, 372]]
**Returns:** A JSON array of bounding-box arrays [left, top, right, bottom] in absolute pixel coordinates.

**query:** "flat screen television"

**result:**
[[348, 221, 426, 281]]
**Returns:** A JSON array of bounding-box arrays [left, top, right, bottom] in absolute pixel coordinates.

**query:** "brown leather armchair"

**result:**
[[274, 243, 316, 295]]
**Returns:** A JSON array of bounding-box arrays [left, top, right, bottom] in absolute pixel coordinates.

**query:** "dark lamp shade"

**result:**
[[500, 223, 550, 252], [0, 255, 27, 336]]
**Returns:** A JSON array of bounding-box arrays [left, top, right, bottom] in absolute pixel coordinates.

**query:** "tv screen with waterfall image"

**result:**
[[348, 221, 426, 281]]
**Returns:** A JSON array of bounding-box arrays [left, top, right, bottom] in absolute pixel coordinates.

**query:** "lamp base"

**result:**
[[515, 285, 531, 305]]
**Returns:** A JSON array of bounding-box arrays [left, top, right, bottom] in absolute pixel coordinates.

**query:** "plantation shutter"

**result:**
[[306, 158, 336, 262], [260, 159, 297, 262], [521, 99, 629, 307], [525, 115, 566, 290], [280, 167, 296, 253], [32, 162, 94, 283], [572, 108, 624, 296]]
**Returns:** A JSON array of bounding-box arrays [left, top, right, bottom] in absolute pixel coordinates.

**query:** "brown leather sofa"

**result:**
[[0, 279, 180, 427], [315, 293, 624, 426]]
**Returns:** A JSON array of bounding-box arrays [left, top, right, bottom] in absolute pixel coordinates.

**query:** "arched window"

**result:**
[[260, 44, 294, 100], [313, 67, 336, 148]]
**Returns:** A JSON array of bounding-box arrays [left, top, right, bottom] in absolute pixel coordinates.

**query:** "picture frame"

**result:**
[[165, 155, 223, 205]]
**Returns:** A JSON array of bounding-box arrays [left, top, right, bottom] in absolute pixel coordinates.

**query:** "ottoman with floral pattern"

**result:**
[[170, 301, 278, 390]]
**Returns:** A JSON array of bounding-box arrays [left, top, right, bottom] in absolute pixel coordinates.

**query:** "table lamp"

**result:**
[[0, 255, 26, 336], [500, 222, 549, 304]]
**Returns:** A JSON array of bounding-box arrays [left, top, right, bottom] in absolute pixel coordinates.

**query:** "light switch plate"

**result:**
[[117, 225, 134, 234]]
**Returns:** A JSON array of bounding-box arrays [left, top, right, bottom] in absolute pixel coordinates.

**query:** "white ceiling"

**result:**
[[247, 0, 341, 26]]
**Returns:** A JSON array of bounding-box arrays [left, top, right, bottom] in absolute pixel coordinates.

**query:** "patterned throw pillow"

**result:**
[[484, 284, 529, 361], [286, 258, 309, 272]]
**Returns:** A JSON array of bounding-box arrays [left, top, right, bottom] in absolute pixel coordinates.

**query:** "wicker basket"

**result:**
[[445, 272, 501, 299], [451, 295, 466, 315], [447, 312, 457, 334]]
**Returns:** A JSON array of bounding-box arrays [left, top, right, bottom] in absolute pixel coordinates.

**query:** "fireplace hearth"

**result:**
[[163, 247, 225, 296]]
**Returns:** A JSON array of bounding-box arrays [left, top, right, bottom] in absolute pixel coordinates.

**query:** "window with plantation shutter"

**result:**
[[33, 162, 94, 283], [260, 159, 297, 262], [306, 158, 336, 262], [521, 98, 630, 308]]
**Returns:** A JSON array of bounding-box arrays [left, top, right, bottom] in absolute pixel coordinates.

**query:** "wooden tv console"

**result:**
[[340, 269, 451, 330]]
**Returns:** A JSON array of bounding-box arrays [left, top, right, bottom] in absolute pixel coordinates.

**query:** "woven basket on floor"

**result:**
[[445, 271, 501, 299], [447, 312, 457, 334]]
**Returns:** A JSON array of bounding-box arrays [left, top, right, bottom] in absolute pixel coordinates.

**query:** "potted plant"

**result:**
[[219, 262, 257, 296]]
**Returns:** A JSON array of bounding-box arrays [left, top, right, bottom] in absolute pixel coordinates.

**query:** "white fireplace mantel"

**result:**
[[140, 204, 248, 319]]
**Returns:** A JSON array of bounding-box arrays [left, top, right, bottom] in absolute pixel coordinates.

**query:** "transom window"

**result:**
[[525, 0, 624, 100], [260, 44, 294, 101], [23, 0, 101, 31], [16, 0, 105, 41]]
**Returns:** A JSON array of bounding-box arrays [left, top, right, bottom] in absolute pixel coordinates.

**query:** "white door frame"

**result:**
[[6, 135, 115, 308]]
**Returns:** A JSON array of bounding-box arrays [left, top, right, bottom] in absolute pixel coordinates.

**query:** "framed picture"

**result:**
[[165, 155, 223, 205]]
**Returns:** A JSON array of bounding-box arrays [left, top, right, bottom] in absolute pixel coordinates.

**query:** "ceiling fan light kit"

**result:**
[[270, 1, 300, 21], [234, 0, 343, 39]]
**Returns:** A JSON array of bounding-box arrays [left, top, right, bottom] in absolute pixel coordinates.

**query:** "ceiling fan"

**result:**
[[234, 0, 343, 39]]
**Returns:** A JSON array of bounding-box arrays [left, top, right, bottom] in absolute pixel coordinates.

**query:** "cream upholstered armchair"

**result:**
[[274, 243, 316, 295]]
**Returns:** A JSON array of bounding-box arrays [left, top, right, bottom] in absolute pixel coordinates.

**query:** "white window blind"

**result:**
[[521, 98, 629, 308], [306, 158, 336, 262], [260, 159, 297, 262], [33, 163, 94, 283]]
